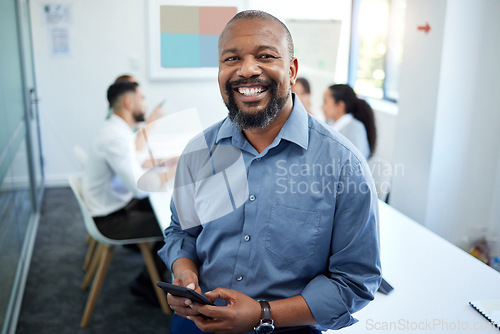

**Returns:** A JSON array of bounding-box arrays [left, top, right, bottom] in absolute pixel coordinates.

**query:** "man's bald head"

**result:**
[[219, 10, 294, 61]]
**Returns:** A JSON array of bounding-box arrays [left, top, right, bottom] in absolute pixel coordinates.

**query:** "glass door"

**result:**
[[0, 0, 44, 331], [18, 0, 44, 209]]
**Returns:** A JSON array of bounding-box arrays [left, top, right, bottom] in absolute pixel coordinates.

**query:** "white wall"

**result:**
[[490, 148, 500, 257], [390, 0, 448, 223], [390, 0, 500, 253], [426, 0, 500, 250], [370, 101, 398, 162]]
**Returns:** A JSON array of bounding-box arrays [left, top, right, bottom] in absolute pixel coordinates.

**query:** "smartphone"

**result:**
[[156, 281, 214, 305]]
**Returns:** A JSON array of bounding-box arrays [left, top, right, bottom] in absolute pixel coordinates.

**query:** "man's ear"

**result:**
[[122, 93, 132, 110], [289, 57, 299, 86]]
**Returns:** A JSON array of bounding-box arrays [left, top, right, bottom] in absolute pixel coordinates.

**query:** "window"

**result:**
[[349, 0, 406, 101]]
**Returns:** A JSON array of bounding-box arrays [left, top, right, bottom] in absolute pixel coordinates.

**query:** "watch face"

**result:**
[[256, 323, 274, 334]]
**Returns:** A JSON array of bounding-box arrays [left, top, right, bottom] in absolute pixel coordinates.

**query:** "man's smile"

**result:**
[[228, 80, 271, 104], [235, 85, 268, 97]]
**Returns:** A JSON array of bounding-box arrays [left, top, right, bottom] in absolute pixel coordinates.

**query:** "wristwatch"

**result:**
[[254, 300, 274, 334]]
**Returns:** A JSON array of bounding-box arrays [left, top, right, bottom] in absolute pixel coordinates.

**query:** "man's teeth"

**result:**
[[238, 87, 264, 96]]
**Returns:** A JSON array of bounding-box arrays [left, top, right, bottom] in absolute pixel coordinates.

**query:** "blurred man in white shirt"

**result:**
[[83, 81, 168, 306]]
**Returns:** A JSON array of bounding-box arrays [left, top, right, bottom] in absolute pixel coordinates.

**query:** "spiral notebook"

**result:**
[[469, 300, 500, 330]]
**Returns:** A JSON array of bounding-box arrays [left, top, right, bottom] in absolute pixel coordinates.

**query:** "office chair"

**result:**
[[72, 145, 97, 271], [73, 145, 88, 169], [68, 175, 170, 328]]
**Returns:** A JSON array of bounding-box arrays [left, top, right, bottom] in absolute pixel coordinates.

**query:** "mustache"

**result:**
[[226, 78, 273, 90]]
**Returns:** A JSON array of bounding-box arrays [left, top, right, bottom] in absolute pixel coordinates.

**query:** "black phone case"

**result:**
[[156, 281, 214, 305]]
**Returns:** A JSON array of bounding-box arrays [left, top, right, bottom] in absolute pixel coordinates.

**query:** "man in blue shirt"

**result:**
[[159, 10, 381, 334]]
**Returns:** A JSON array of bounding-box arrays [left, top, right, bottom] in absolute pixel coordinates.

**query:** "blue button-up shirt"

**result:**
[[159, 95, 381, 331]]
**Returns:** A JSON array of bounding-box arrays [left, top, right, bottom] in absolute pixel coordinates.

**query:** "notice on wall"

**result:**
[[49, 27, 70, 56], [43, 4, 73, 25], [43, 4, 72, 57]]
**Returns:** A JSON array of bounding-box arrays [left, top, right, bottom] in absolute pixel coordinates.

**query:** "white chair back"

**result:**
[[68, 175, 113, 244], [73, 146, 88, 169], [68, 174, 162, 246]]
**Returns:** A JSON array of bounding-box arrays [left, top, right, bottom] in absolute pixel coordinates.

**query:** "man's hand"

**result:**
[[189, 288, 261, 334], [168, 258, 202, 318]]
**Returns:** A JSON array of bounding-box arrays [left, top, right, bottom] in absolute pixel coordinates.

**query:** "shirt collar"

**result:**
[[332, 112, 354, 132], [109, 113, 134, 134], [215, 93, 309, 150]]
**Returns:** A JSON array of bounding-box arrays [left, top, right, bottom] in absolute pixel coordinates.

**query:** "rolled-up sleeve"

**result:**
[[301, 160, 382, 330]]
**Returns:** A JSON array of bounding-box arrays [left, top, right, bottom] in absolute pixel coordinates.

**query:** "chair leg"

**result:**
[[85, 234, 91, 244], [138, 242, 171, 315], [82, 237, 98, 271], [80, 245, 115, 328], [81, 243, 104, 290]]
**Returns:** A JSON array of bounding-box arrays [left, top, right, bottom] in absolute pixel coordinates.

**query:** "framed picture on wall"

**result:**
[[147, 0, 248, 80]]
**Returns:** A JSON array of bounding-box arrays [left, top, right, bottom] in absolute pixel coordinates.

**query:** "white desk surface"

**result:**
[[149, 190, 172, 233], [150, 194, 500, 333]]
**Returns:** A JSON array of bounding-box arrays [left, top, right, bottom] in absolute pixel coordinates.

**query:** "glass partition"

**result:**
[[0, 136, 33, 329], [0, 0, 44, 331]]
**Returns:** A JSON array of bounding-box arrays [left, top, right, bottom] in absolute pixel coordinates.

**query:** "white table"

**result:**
[[149, 190, 172, 233], [332, 202, 500, 333], [150, 194, 500, 333]]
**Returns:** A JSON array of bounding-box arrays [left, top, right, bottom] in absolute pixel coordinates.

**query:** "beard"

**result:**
[[224, 78, 288, 131], [133, 111, 145, 123]]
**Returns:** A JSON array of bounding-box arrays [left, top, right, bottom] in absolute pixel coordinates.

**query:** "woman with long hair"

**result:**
[[322, 84, 377, 159]]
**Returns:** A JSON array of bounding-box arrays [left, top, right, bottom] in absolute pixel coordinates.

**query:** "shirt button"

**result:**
[[256, 157, 261, 161], [244, 235, 251, 242], [249, 194, 256, 201], [236, 274, 243, 281]]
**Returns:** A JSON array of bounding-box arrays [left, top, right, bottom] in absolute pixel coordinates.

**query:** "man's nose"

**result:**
[[237, 57, 261, 78]]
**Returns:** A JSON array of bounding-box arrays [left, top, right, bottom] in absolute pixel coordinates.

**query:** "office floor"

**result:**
[[16, 187, 171, 334]]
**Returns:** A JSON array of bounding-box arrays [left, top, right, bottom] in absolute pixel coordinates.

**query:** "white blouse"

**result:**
[[331, 113, 370, 159]]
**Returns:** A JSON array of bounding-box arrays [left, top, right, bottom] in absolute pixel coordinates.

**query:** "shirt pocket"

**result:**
[[265, 204, 320, 262]]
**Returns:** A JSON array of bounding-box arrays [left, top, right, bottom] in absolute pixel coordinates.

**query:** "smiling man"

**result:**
[[159, 10, 381, 334]]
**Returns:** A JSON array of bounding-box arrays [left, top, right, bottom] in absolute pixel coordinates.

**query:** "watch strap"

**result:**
[[259, 300, 272, 323]]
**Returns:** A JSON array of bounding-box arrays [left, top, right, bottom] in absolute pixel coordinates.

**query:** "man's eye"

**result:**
[[259, 54, 277, 59], [224, 56, 238, 62]]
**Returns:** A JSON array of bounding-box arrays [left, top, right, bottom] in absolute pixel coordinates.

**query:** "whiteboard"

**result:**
[[286, 19, 342, 118], [286, 19, 341, 75]]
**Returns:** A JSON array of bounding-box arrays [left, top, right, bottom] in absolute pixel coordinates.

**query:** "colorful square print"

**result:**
[[160, 5, 237, 68]]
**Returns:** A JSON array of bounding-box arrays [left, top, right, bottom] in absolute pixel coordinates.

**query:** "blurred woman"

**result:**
[[322, 84, 376, 159], [292, 77, 312, 114]]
